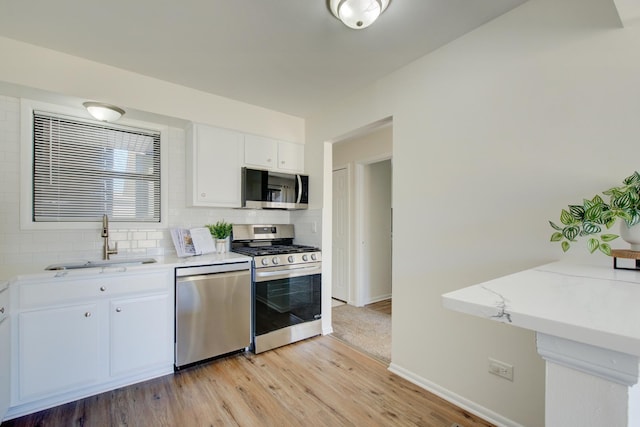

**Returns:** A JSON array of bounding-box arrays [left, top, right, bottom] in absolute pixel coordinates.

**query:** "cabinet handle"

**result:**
[[281, 160, 285, 164], [100, 286, 106, 292], [267, 158, 272, 163], [85, 312, 92, 317], [201, 192, 206, 197], [0, 307, 4, 314], [116, 307, 122, 313]]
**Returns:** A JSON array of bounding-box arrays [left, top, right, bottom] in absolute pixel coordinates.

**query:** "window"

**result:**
[[32, 110, 161, 223]]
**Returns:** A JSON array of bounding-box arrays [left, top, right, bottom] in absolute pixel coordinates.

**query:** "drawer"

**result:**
[[0, 287, 8, 322], [19, 270, 171, 309]]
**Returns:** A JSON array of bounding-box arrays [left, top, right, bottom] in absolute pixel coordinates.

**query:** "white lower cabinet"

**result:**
[[0, 285, 11, 421], [18, 304, 101, 400], [9, 269, 174, 419], [110, 294, 170, 377]]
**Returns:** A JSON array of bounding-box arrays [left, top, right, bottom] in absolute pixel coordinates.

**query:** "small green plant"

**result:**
[[206, 220, 233, 240], [549, 171, 640, 255]]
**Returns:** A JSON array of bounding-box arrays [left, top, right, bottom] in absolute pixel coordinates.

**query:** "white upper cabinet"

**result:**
[[277, 141, 304, 173], [186, 123, 244, 208], [244, 134, 304, 173]]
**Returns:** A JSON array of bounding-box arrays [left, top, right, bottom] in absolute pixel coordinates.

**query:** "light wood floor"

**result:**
[[365, 299, 392, 315], [2, 336, 493, 427]]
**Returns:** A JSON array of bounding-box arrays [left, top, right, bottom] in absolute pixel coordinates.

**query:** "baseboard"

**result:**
[[366, 294, 391, 305], [388, 363, 524, 427]]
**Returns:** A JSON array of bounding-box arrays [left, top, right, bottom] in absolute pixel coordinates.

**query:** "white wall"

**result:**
[[362, 159, 392, 304], [309, 0, 640, 425]]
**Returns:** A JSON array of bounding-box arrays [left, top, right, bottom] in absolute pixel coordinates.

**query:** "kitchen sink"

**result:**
[[44, 258, 157, 271]]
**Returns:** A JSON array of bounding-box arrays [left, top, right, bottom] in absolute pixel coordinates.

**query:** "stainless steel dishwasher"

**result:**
[[175, 261, 251, 369]]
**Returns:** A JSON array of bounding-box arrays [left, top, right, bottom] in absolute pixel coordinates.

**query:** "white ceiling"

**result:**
[[0, 0, 528, 118]]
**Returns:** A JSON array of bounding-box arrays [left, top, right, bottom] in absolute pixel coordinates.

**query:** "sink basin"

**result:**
[[45, 258, 157, 271]]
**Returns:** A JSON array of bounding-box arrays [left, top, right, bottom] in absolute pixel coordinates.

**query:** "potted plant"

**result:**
[[206, 220, 233, 253], [549, 171, 640, 255]]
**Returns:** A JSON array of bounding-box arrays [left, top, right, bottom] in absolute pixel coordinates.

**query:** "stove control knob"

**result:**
[[311, 253, 318, 261], [302, 254, 309, 262], [288, 256, 295, 263], [261, 258, 269, 266], [272, 257, 280, 265]]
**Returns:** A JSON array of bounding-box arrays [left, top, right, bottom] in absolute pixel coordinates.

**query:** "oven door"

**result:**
[[254, 263, 321, 337]]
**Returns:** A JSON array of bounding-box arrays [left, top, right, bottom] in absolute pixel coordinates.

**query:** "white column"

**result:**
[[537, 333, 640, 427]]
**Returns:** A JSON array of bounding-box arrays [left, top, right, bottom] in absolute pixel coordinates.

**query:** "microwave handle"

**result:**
[[296, 175, 302, 204]]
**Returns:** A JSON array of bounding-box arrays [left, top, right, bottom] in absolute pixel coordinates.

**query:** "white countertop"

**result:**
[[0, 252, 252, 283], [442, 261, 640, 356]]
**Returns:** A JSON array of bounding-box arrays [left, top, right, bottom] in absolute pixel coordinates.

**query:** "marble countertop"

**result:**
[[0, 252, 252, 284], [442, 261, 640, 356]]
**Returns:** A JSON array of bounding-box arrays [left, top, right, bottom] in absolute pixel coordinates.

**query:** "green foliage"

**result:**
[[206, 220, 233, 239], [549, 171, 640, 255]]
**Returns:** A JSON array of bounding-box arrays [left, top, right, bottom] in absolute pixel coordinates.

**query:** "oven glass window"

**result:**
[[254, 274, 321, 336]]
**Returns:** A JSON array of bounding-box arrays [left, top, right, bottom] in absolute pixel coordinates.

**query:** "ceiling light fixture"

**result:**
[[329, 0, 390, 29], [83, 102, 125, 122]]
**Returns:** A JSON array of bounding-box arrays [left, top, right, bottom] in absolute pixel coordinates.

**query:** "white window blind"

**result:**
[[33, 111, 161, 222]]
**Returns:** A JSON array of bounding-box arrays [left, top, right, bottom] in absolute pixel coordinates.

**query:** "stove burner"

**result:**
[[232, 244, 319, 257]]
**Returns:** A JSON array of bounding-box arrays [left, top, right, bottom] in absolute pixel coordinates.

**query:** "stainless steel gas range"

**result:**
[[231, 224, 322, 353]]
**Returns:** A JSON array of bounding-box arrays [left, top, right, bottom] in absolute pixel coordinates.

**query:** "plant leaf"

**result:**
[[599, 243, 612, 256], [592, 195, 605, 205], [561, 241, 570, 252], [549, 221, 562, 231], [550, 232, 563, 242], [600, 234, 619, 242], [560, 209, 575, 225], [582, 222, 601, 235], [584, 204, 603, 222], [562, 225, 580, 241], [587, 238, 599, 253], [569, 205, 585, 219]]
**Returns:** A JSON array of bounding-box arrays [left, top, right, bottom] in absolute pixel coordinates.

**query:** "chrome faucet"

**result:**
[[101, 214, 118, 260]]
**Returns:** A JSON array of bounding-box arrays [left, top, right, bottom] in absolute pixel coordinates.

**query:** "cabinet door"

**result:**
[[187, 124, 244, 207], [0, 318, 9, 419], [244, 134, 278, 169], [19, 304, 101, 400], [277, 141, 304, 173], [110, 294, 171, 377]]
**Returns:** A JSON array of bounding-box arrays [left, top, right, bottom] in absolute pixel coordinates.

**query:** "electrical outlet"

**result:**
[[488, 358, 514, 381]]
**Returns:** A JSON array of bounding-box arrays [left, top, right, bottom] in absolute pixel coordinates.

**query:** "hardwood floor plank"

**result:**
[[1, 336, 493, 427]]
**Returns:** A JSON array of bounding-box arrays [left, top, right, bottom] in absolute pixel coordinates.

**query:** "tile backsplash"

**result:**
[[0, 95, 297, 269]]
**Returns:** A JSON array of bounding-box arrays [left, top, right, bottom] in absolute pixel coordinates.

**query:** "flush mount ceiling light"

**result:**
[[82, 102, 125, 122], [329, 0, 390, 29]]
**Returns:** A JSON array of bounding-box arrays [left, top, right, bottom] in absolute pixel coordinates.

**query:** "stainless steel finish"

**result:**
[[85, 312, 91, 317], [101, 214, 118, 260], [0, 308, 4, 314], [175, 261, 251, 368], [244, 200, 308, 210], [254, 319, 322, 354], [252, 251, 321, 270], [115, 307, 122, 312], [175, 262, 249, 277], [296, 174, 302, 204], [232, 224, 294, 241], [100, 286, 106, 291], [254, 263, 322, 282], [44, 257, 157, 270]]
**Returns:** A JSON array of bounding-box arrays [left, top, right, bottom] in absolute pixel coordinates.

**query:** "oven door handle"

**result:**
[[255, 265, 321, 282]]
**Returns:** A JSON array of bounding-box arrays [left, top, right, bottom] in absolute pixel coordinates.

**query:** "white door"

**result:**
[[332, 168, 349, 302]]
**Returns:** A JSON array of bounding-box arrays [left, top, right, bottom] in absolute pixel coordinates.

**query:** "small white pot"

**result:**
[[620, 222, 640, 251], [216, 238, 228, 254]]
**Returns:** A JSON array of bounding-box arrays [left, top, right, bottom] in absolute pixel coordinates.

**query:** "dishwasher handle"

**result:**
[[177, 269, 250, 285], [175, 261, 250, 277]]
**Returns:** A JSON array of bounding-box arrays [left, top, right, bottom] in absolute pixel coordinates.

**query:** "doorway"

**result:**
[[330, 122, 393, 362]]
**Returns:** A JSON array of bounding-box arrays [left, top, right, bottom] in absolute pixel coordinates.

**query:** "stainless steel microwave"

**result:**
[[241, 167, 309, 210]]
